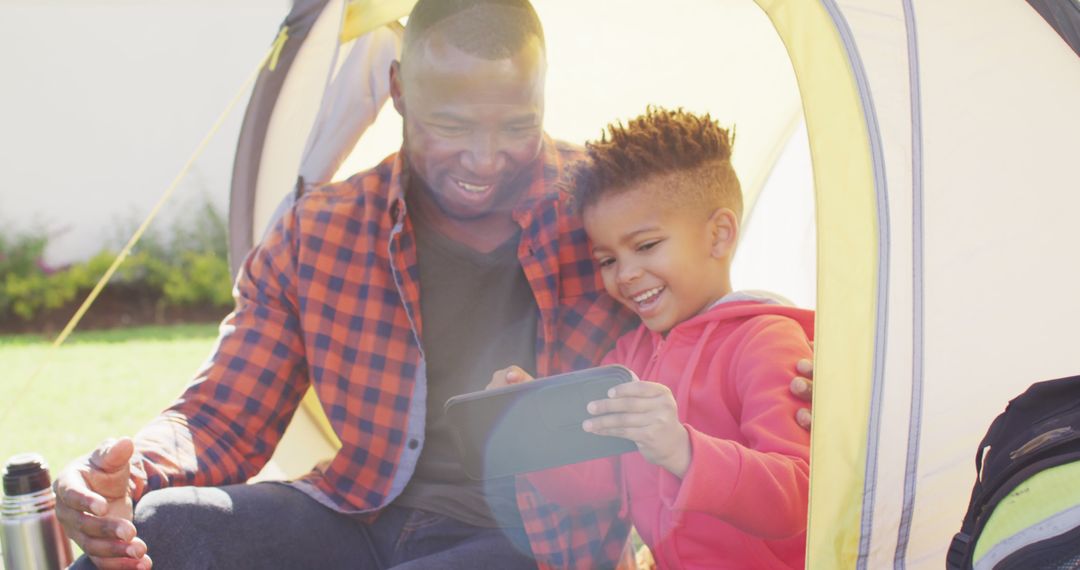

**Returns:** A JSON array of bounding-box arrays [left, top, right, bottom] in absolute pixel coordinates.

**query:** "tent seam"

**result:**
[[817, 2, 892, 568], [894, 0, 926, 568]]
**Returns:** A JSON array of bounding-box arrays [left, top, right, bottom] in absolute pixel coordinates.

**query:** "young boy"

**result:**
[[493, 107, 812, 569]]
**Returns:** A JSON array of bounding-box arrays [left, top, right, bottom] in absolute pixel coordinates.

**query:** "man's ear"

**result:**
[[708, 208, 739, 258], [389, 60, 405, 116]]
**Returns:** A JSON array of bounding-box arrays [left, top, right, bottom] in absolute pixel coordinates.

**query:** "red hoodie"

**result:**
[[524, 294, 814, 569]]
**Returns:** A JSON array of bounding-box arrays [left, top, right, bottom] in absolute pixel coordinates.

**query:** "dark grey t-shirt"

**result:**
[[391, 204, 538, 528]]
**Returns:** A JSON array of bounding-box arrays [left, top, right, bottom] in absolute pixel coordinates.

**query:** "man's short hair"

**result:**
[[403, 0, 545, 61], [571, 106, 742, 219]]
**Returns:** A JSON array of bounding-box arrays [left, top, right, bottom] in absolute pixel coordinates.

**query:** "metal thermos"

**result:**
[[1, 453, 73, 570]]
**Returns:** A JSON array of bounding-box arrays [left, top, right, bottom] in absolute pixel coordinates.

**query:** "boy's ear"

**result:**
[[707, 208, 739, 258]]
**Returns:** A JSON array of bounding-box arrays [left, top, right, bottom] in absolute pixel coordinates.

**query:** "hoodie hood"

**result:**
[[659, 290, 815, 345]]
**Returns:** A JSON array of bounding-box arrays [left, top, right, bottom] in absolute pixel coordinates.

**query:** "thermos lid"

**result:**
[[3, 453, 52, 496]]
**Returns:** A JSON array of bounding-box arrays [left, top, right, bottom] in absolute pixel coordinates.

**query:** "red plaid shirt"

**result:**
[[130, 137, 638, 568]]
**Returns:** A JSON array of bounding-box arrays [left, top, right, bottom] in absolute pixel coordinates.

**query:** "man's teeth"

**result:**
[[632, 286, 664, 304], [458, 181, 490, 193]]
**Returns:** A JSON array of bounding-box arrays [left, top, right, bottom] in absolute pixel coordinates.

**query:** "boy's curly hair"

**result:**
[[571, 106, 741, 218]]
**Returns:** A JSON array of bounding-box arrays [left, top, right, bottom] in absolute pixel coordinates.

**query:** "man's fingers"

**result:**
[[87, 438, 134, 500], [796, 408, 812, 431], [78, 534, 142, 559], [89, 438, 135, 474], [57, 479, 108, 517], [90, 553, 153, 570], [64, 509, 137, 541], [790, 377, 812, 403]]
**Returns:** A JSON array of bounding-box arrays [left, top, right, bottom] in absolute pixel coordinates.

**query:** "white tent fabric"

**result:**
[[229, 0, 1080, 567]]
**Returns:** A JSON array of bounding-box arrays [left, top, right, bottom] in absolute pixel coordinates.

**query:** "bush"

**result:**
[[0, 201, 234, 323]]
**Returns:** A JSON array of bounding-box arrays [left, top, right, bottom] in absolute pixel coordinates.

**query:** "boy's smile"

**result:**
[[583, 182, 736, 334]]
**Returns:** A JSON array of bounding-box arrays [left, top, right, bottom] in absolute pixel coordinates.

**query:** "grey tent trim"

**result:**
[[229, 0, 332, 277], [895, 0, 926, 567], [815, 1, 894, 568], [1026, 0, 1080, 57]]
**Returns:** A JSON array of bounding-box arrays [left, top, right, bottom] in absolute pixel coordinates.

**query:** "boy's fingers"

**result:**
[[505, 368, 533, 384], [608, 381, 667, 399], [587, 396, 657, 416], [796, 358, 814, 378], [583, 413, 652, 433]]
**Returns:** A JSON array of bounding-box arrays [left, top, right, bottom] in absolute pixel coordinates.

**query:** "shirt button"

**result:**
[[408, 439, 419, 450]]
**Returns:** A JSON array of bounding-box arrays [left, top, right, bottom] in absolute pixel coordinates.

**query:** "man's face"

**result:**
[[391, 32, 546, 221]]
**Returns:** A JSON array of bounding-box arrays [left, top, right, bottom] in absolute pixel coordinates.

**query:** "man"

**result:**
[[56, 1, 813, 568]]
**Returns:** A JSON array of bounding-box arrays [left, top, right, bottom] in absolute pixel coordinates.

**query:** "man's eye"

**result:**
[[638, 240, 661, 252], [505, 124, 538, 136], [433, 124, 469, 135]]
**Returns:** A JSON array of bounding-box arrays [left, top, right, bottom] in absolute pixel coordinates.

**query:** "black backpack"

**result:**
[[947, 373, 1080, 570]]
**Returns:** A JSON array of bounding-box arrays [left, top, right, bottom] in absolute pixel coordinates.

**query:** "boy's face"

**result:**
[[583, 184, 735, 334]]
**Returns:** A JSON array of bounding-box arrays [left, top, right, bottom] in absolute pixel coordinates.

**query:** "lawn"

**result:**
[[0, 323, 221, 475]]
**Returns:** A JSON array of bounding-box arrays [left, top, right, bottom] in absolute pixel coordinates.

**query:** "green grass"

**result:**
[[0, 323, 221, 475]]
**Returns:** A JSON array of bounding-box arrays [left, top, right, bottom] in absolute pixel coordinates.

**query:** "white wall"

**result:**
[[0, 0, 288, 266]]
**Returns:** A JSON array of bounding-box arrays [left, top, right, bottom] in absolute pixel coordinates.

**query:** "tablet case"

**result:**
[[444, 365, 638, 480]]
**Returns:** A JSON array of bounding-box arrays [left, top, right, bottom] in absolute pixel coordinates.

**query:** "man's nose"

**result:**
[[461, 134, 507, 178]]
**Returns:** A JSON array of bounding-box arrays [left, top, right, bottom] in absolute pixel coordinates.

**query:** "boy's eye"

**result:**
[[596, 257, 615, 268], [637, 240, 661, 252]]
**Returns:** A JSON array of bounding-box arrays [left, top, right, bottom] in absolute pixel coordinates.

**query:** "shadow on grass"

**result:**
[[0, 323, 221, 346]]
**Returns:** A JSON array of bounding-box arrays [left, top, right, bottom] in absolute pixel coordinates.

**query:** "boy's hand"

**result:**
[[583, 381, 691, 478], [487, 365, 534, 390]]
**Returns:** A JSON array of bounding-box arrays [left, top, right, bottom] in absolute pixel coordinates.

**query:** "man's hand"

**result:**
[[54, 437, 151, 570], [790, 358, 814, 431], [487, 365, 534, 390], [583, 381, 691, 478]]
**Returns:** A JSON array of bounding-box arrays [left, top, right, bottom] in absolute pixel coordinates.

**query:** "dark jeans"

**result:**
[[71, 483, 538, 569]]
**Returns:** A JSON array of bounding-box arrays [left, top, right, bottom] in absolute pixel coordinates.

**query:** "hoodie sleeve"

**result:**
[[658, 315, 812, 539]]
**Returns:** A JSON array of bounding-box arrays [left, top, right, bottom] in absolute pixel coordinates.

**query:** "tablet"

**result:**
[[444, 365, 638, 480]]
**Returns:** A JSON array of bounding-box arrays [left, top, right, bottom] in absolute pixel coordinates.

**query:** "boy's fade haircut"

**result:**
[[571, 106, 742, 219], [403, 0, 545, 61]]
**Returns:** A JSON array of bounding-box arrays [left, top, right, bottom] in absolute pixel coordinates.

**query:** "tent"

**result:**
[[227, 1, 1080, 567]]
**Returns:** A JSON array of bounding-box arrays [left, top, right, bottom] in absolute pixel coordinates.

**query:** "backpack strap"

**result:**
[[948, 409, 1012, 569]]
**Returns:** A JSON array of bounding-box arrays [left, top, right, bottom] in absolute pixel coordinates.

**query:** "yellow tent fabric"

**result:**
[[238, 0, 1080, 567]]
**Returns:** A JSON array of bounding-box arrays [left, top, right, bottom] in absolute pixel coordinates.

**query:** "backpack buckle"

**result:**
[[946, 532, 972, 569]]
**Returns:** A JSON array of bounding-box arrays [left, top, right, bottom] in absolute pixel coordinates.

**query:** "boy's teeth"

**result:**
[[632, 287, 663, 304]]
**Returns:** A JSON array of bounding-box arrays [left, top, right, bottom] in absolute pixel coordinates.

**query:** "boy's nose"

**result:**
[[616, 263, 642, 285]]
